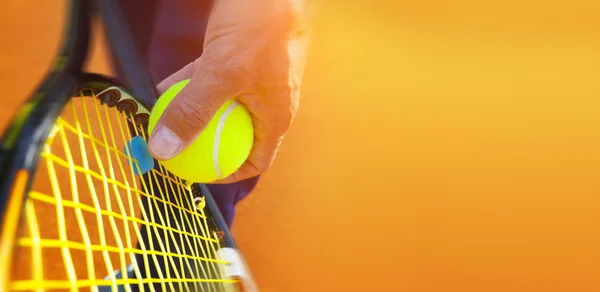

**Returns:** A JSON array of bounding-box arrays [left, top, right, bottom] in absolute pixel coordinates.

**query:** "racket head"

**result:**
[[1, 79, 250, 291]]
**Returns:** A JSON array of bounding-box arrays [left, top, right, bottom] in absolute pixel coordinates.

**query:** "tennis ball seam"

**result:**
[[213, 100, 241, 178]]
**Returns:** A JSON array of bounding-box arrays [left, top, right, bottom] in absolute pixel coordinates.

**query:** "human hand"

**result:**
[[147, 0, 309, 183]]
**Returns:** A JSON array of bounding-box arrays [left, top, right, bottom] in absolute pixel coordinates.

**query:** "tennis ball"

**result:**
[[148, 79, 254, 183]]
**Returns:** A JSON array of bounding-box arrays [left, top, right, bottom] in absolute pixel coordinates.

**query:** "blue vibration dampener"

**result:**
[[124, 135, 154, 175]]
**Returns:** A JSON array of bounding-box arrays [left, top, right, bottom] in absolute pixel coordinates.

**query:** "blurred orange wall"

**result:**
[[1, 1, 600, 291]]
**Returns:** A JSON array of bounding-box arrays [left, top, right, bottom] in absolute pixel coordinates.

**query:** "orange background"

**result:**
[[2, 0, 600, 291]]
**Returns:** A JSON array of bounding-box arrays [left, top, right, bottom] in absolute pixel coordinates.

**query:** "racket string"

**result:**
[[10, 90, 234, 291]]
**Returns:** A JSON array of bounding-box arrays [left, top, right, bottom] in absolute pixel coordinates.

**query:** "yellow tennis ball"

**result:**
[[148, 79, 254, 183]]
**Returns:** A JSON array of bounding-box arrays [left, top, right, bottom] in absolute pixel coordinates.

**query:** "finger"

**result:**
[[156, 60, 198, 94], [148, 56, 240, 160]]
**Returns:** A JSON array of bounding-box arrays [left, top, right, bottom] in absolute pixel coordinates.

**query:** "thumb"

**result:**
[[148, 57, 237, 160]]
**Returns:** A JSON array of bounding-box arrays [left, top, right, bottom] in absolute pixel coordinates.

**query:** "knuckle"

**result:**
[[185, 60, 200, 77], [273, 98, 296, 131], [256, 164, 270, 174], [172, 96, 211, 130], [221, 53, 254, 80], [252, 158, 272, 174], [278, 109, 294, 131]]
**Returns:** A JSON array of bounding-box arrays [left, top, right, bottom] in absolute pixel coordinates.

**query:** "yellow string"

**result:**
[[83, 96, 133, 292], [24, 201, 43, 292], [57, 122, 99, 292], [40, 153, 202, 220], [101, 102, 147, 292], [44, 141, 78, 292], [11, 277, 233, 291], [16, 237, 224, 263], [115, 112, 166, 292], [71, 99, 119, 292], [9, 90, 234, 291], [165, 177, 211, 291]]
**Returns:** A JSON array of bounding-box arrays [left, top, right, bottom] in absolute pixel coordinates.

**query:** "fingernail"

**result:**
[[149, 126, 182, 159]]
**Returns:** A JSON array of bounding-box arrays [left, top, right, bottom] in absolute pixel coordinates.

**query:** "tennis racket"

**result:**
[[0, 0, 256, 291]]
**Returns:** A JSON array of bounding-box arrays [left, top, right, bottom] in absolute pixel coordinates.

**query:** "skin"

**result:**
[[148, 0, 309, 184]]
